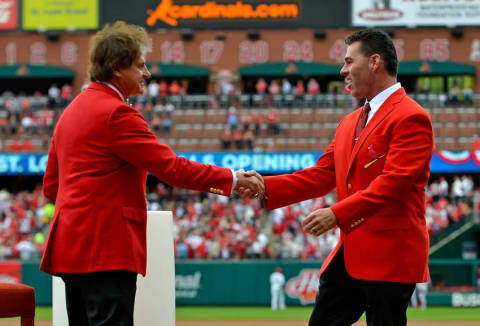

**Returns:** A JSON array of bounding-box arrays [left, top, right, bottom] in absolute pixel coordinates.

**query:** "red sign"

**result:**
[[0, 261, 22, 283], [285, 269, 319, 305], [0, 0, 17, 30]]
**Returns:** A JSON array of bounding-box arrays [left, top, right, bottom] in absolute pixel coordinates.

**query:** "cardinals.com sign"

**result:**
[[0, 0, 17, 30], [285, 269, 320, 305], [353, 0, 480, 27]]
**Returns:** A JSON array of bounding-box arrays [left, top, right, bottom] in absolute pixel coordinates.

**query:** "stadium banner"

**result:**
[[22, 0, 99, 31], [15, 260, 480, 306], [101, 0, 349, 30], [1, 151, 480, 175], [352, 0, 480, 27], [0, 0, 18, 30], [175, 260, 322, 305]]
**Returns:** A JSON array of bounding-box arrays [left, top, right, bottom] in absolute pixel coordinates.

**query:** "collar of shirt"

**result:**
[[99, 82, 126, 103], [365, 82, 401, 125]]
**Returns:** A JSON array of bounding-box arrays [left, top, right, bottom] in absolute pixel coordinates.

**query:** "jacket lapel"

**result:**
[[346, 88, 406, 177]]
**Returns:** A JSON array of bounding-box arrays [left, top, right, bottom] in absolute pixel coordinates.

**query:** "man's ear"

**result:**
[[112, 65, 122, 78], [369, 54, 381, 72]]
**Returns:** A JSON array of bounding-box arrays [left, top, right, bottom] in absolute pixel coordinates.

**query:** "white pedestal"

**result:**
[[53, 211, 175, 326]]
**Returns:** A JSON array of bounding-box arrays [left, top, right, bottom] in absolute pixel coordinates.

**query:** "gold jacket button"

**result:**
[[347, 184, 352, 190]]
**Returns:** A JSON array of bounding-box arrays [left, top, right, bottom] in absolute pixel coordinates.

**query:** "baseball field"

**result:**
[[1, 306, 480, 325]]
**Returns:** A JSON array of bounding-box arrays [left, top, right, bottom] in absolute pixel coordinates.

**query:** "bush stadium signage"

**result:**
[[146, 0, 300, 27], [101, 0, 348, 30], [175, 272, 202, 299], [285, 269, 320, 305], [451, 292, 480, 307], [1, 151, 480, 175]]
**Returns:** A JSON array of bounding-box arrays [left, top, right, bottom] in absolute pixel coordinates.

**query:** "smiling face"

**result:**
[[113, 53, 151, 99], [340, 41, 375, 100]]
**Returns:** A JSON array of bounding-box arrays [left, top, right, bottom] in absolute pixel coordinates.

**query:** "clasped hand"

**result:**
[[234, 169, 265, 199], [302, 208, 338, 236]]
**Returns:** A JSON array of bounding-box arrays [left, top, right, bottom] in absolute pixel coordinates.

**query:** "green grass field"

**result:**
[[34, 306, 480, 321]]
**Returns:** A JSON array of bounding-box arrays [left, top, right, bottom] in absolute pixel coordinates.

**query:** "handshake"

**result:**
[[232, 169, 338, 237], [233, 169, 266, 199]]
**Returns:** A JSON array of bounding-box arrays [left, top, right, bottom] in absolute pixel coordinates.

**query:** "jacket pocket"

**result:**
[[367, 216, 410, 231], [122, 206, 146, 224]]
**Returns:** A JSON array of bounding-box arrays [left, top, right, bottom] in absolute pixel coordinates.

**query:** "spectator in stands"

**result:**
[[41, 21, 264, 326], [148, 79, 159, 104], [47, 84, 60, 108], [158, 79, 168, 98], [232, 128, 243, 149], [242, 29, 434, 325], [244, 127, 255, 151], [180, 80, 189, 96], [307, 78, 320, 95], [253, 111, 263, 137], [221, 80, 234, 96], [240, 111, 252, 132], [221, 127, 232, 150], [169, 80, 181, 95], [295, 80, 305, 96], [268, 79, 281, 95], [255, 78, 267, 94], [161, 109, 173, 134], [227, 106, 238, 130], [60, 84, 73, 107], [452, 176, 465, 204], [281, 78, 292, 95], [266, 107, 279, 135], [462, 85, 473, 104], [439, 176, 449, 198], [449, 80, 460, 104]]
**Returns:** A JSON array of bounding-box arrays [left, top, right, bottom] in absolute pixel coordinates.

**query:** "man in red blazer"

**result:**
[[41, 21, 264, 326], [243, 29, 434, 325]]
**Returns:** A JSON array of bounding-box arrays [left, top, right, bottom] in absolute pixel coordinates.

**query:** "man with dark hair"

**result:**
[[41, 21, 264, 326], [241, 28, 434, 325]]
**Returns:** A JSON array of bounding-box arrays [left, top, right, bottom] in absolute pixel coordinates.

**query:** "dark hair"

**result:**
[[89, 21, 152, 82], [345, 29, 397, 77]]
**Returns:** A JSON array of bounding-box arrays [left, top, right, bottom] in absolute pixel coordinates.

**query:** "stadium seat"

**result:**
[[0, 282, 35, 326]]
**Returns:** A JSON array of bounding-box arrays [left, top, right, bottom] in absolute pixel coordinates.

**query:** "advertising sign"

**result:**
[[102, 0, 349, 30], [146, 0, 300, 27], [0, 0, 17, 30], [22, 0, 99, 31], [0, 151, 479, 175], [352, 0, 480, 27]]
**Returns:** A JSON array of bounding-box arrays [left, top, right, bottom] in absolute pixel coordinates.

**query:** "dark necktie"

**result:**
[[354, 102, 371, 143]]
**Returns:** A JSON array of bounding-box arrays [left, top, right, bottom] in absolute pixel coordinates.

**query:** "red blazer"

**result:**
[[264, 88, 434, 283], [41, 82, 233, 276]]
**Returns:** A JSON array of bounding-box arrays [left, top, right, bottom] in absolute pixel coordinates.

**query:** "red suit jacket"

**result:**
[[264, 88, 434, 283], [41, 82, 233, 276]]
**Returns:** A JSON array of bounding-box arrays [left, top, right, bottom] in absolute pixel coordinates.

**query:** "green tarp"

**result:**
[[238, 61, 342, 77], [0, 64, 74, 78], [147, 63, 209, 78], [398, 60, 476, 75]]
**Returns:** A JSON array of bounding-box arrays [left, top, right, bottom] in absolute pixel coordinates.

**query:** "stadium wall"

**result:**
[[16, 260, 480, 307]]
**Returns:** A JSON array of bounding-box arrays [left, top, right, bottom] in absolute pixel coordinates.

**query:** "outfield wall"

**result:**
[[10, 259, 479, 307]]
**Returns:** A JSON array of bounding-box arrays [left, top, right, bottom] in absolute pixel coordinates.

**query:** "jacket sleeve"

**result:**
[[43, 138, 59, 202], [107, 104, 233, 196], [263, 140, 337, 210], [331, 111, 434, 232]]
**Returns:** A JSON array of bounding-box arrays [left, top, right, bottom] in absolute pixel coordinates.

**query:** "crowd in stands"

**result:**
[[0, 176, 477, 261], [425, 175, 475, 236], [220, 106, 280, 151], [1, 79, 480, 152]]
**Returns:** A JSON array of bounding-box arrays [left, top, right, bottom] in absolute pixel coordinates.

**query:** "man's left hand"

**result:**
[[302, 208, 338, 236]]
